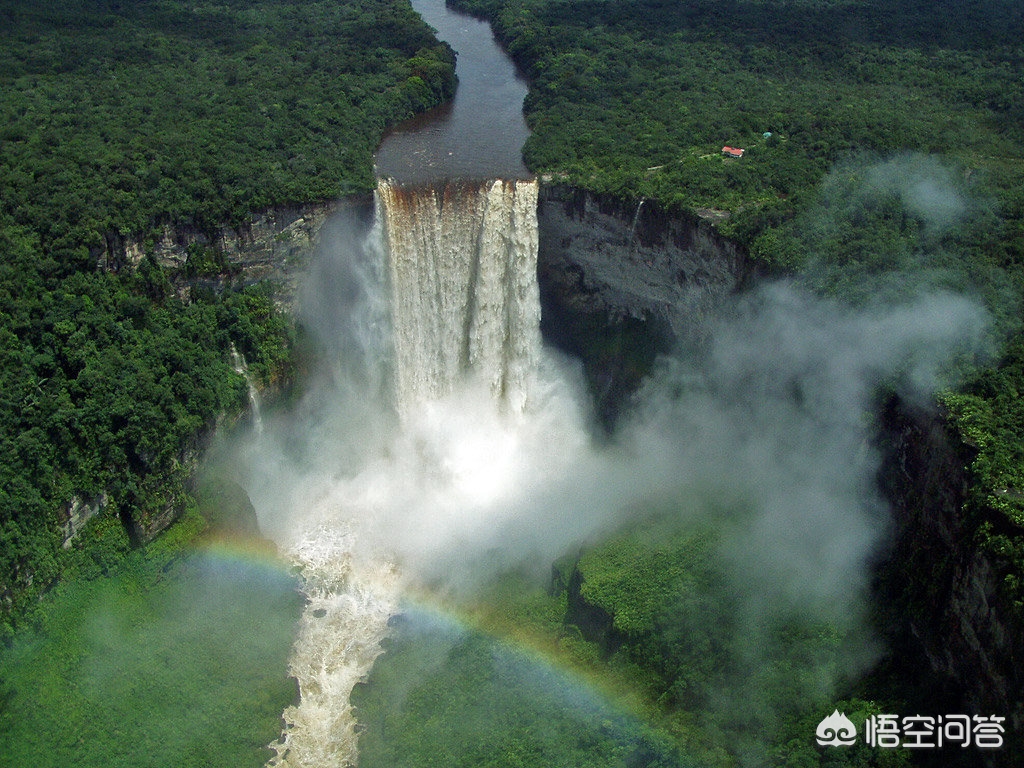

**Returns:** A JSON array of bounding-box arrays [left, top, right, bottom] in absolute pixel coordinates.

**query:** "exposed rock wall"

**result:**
[[536, 184, 757, 345], [61, 493, 108, 548], [94, 197, 373, 309], [535, 183, 757, 424], [877, 399, 1023, 763]]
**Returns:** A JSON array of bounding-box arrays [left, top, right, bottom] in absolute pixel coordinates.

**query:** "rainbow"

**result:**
[[192, 536, 679, 765], [348, 590, 685, 766], [198, 534, 297, 578]]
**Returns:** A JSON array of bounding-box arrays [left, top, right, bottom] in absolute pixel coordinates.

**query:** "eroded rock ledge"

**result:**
[[536, 184, 758, 345], [535, 183, 758, 424], [93, 195, 374, 309]]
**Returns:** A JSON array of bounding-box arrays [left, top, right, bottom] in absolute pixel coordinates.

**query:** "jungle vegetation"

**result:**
[[353, 517, 913, 767], [0, 509, 303, 767], [452, 0, 1024, 643], [2, 0, 1023, 765], [0, 0, 455, 635]]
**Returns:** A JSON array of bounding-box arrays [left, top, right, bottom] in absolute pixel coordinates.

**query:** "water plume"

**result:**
[[378, 178, 541, 413], [232, 168, 991, 767], [252, 178, 593, 766], [624, 281, 988, 621]]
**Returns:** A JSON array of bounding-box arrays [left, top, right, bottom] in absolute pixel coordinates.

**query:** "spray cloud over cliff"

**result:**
[[621, 284, 985, 683], [232, 168, 989, 766], [792, 151, 1015, 332]]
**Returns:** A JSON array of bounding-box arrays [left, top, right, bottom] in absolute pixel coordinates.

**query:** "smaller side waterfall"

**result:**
[[230, 343, 264, 435], [628, 197, 645, 246]]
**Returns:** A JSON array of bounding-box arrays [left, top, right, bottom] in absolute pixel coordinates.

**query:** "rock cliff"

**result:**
[[537, 184, 756, 343], [535, 184, 758, 424], [94, 197, 373, 309], [876, 398, 1023, 763]]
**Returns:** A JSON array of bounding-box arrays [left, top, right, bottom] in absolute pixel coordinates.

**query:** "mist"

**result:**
[[225, 166, 991, 766], [792, 151, 1016, 337], [629, 281, 985, 606]]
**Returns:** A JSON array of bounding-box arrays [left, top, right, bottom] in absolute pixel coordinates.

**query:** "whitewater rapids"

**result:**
[[265, 178, 581, 767]]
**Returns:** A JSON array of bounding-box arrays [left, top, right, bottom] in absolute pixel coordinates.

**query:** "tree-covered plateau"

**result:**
[[0, 0, 456, 635], [452, 0, 1024, 634], [3, 0, 1023, 765]]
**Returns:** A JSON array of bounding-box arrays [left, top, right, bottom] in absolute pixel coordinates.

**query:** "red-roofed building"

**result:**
[[722, 146, 745, 158]]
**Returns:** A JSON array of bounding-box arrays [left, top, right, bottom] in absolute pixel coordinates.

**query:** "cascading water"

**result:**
[[230, 342, 265, 435], [266, 177, 553, 767], [379, 178, 541, 413], [267, 526, 399, 768], [628, 197, 645, 248]]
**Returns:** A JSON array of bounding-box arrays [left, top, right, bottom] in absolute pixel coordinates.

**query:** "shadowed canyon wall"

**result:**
[[876, 399, 1023, 762], [535, 184, 1021, 765], [536, 184, 759, 423]]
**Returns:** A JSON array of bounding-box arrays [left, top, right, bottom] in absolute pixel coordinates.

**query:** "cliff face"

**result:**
[[536, 184, 757, 424], [877, 399, 1023, 762], [94, 197, 373, 309], [537, 184, 756, 343]]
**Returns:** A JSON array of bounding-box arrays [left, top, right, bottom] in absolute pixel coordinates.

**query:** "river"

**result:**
[[373, 0, 532, 183], [258, 4, 549, 765]]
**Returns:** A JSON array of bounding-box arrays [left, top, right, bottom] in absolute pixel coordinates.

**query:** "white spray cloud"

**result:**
[[227, 173, 991, 766], [622, 282, 987, 622], [862, 153, 968, 235]]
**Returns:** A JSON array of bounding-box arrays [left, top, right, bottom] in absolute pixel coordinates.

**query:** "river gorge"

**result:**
[[220, 2, 1015, 766], [10, 0, 1018, 765]]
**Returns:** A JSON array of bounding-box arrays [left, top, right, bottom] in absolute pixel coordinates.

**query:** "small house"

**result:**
[[722, 146, 745, 158]]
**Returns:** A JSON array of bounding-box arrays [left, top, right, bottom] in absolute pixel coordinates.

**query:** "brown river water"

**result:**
[[373, 0, 532, 183]]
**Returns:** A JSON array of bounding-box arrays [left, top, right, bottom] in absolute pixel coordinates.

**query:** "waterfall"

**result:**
[[230, 343, 264, 435], [627, 197, 645, 248], [266, 177, 548, 768], [377, 178, 542, 414]]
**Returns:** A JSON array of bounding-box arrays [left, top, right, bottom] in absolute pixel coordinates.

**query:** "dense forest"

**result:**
[[3, 0, 1024, 766], [0, 0, 455, 634], [452, 0, 1024, 659]]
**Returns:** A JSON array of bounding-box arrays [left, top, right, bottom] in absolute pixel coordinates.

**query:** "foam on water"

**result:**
[[263, 178, 573, 767]]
